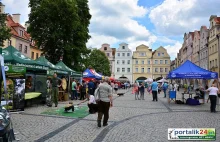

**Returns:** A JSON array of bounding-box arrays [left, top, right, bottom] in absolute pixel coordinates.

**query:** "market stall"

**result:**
[[2, 46, 49, 105], [167, 60, 218, 104]]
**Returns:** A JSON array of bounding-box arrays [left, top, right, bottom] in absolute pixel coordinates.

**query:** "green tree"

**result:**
[[0, 2, 11, 47], [28, 0, 91, 71], [85, 49, 111, 76]]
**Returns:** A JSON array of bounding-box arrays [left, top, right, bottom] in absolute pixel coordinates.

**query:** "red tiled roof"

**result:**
[[6, 15, 29, 41]]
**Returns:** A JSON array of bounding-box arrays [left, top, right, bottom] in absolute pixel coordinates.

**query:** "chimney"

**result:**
[[25, 23, 30, 31], [12, 14, 21, 23], [0, 2, 5, 13]]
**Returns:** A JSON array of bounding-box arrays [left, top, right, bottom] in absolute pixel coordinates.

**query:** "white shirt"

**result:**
[[89, 95, 96, 104], [207, 87, 219, 96]]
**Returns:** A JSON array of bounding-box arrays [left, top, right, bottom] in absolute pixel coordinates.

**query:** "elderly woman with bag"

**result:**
[[94, 77, 113, 127]]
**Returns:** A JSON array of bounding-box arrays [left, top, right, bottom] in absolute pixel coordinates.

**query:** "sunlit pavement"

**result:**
[[11, 89, 220, 142]]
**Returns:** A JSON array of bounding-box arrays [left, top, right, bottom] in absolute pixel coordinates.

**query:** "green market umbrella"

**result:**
[[35, 56, 68, 75], [2, 46, 48, 70], [55, 61, 81, 77]]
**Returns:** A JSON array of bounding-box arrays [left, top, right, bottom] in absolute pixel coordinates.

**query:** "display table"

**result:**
[[25, 92, 41, 100]]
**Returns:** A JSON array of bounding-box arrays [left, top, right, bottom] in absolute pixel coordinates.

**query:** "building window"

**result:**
[[142, 60, 144, 64], [215, 59, 217, 67], [127, 68, 130, 72], [122, 68, 125, 72], [106, 53, 110, 57], [36, 53, 39, 59], [127, 60, 130, 64], [19, 44, 22, 52], [8, 40, 12, 46], [118, 53, 120, 56], [155, 68, 158, 72], [154, 60, 158, 64], [147, 68, 150, 73], [135, 68, 138, 72], [19, 30, 24, 36], [139, 52, 146, 56], [165, 68, 168, 72], [160, 68, 163, 72], [162, 53, 164, 56], [136, 60, 138, 64], [31, 52, 34, 59], [117, 60, 120, 64], [160, 60, 163, 64], [122, 60, 125, 64], [141, 68, 144, 73], [165, 60, 168, 64], [104, 47, 107, 50], [158, 53, 160, 56], [24, 46, 27, 53], [148, 60, 150, 64], [117, 68, 120, 72], [122, 53, 125, 56], [127, 53, 130, 56], [122, 46, 125, 49]]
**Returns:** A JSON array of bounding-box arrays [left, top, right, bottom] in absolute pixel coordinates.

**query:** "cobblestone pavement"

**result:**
[[11, 89, 220, 142]]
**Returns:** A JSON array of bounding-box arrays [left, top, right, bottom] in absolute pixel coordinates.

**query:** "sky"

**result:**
[[1, 0, 220, 60]]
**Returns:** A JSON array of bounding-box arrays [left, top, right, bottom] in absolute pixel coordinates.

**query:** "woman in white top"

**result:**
[[206, 83, 220, 113]]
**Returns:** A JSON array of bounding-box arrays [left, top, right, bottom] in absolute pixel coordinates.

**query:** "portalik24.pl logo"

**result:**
[[168, 128, 215, 141]]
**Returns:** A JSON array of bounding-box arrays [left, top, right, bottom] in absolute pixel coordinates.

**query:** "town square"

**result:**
[[0, 0, 220, 142]]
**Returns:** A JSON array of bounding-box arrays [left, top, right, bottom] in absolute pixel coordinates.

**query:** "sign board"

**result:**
[[4, 65, 26, 75]]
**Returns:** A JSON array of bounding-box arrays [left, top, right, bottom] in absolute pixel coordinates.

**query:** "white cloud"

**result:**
[[2, 0, 30, 26], [164, 42, 182, 60], [88, 0, 156, 49], [149, 0, 220, 35]]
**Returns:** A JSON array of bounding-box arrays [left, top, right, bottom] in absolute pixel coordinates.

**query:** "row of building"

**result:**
[[98, 43, 171, 83], [0, 3, 172, 83], [171, 15, 220, 77]]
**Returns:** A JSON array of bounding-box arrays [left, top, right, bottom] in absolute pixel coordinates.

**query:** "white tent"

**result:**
[[145, 78, 153, 83], [157, 78, 169, 83]]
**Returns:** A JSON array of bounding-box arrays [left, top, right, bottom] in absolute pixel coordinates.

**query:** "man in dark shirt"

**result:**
[[51, 73, 61, 107], [88, 80, 95, 95]]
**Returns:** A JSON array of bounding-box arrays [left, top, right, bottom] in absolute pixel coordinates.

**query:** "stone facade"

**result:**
[[192, 31, 200, 66], [199, 26, 209, 70], [132, 44, 153, 81], [99, 43, 115, 77], [208, 15, 220, 74], [151, 46, 171, 79], [114, 43, 133, 82]]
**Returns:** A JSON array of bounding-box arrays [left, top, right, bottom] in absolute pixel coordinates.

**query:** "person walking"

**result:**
[[95, 77, 113, 127], [88, 80, 95, 96], [132, 83, 139, 100], [151, 79, 158, 101], [139, 83, 145, 100], [162, 82, 168, 98], [114, 82, 118, 94], [205, 83, 220, 113], [71, 79, 77, 100], [80, 80, 87, 100], [51, 73, 62, 107]]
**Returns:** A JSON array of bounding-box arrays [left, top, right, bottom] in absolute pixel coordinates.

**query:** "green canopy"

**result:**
[[2, 46, 48, 70], [55, 61, 81, 77], [35, 56, 68, 75]]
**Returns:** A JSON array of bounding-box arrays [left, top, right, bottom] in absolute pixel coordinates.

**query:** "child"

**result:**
[[132, 83, 139, 100], [139, 83, 145, 100], [64, 102, 74, 112]]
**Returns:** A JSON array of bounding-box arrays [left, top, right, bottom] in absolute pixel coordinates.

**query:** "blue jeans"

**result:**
[[72, 90, 77, 100], [164, 89, 167, 97]]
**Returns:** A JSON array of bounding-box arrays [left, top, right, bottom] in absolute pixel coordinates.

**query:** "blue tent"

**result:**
[[167, 60, 218, 79], [83, 69, 96, 78]]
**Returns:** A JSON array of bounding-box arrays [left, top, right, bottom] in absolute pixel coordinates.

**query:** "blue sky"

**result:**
[[2, 0, 220, 60]]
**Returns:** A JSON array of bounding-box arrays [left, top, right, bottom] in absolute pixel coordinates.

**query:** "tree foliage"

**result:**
[[85, 49, 111, 76], [0, 3, 11, 47], [28, 0, 91, 71]]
